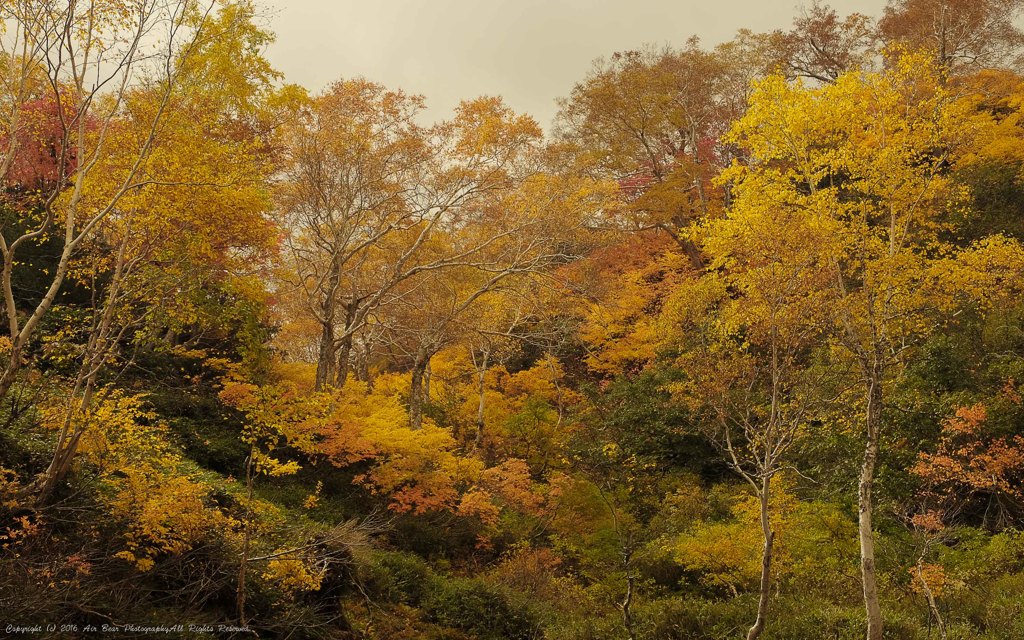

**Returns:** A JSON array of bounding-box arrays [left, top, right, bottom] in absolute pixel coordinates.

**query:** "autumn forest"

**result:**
[[3, 1, 1024, 639]]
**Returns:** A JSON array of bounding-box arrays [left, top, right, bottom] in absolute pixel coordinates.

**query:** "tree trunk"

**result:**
[[0, 235, 77, 405], [33, 342, 112, 504], [33, 231, 134, 504], [34, 427, 87, 505], [357, 352, 369, 383], [237, 451, 255, 626], [423, 359, 432, 401], [663, 221, 705, 272], [356, 343, 372, 389], [916, 557, 947, 640], [747, 474, 774, 640], [314, 319, 336, 391], [0, 350, 22, 406], [408, 348, 430, 429], [859, 373, 884, 640], [314, 261, 341, 391], [334, 333, 353, 388], [619, 550, 637, 640]]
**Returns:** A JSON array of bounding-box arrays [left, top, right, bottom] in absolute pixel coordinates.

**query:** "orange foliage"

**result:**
[[457, 488, 502, 527], [913, 403, 1024, 500], [479, 459, 546, 515], [909, 562, 949, 597]]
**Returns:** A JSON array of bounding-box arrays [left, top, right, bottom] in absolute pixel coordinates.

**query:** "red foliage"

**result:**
[[617, 169, 657, 200], [2, 94, 81, 189]]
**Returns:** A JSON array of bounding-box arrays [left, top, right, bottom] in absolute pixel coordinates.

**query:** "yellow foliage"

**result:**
[[0, 466, 21, 510], [356, 419, 484, 515], [301, 381, 484, 515], [714, 50, 1024, 366], [219, 378, 325, 480], [109, 474, 211, 571], [303, 481, 323, 510], [669, 483, 799, 593], [66, 391, 222, 571], [580, 249, 691, 375], [262, 556, 325, 595]]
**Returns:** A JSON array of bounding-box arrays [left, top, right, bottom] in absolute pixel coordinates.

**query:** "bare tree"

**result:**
[[769, 3, 879, 83]]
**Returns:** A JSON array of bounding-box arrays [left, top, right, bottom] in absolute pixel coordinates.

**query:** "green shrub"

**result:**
[[364, 550, 435, 606], [632, 597, 706, 640], [423, 576, 538, 640], [546, 614, 620, 640], [982, 573, 1024, 639], [623, 595, 932, 640]]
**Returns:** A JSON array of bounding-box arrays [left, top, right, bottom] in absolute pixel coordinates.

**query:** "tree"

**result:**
[[29, 1, 281, 504], [768, 3, 878, 83], [0, 0, 225, 402], [555, 43, 735, 269], [377, 169, 603, 429], [721, 53, 1024, 639], [578, 235, 690, 376], [879, 0, 1024, 77], [460, 282, 571, 455], [661, 195, 834, 638], [912, 402, 1024, 529], [279, 78, 431, 390], [281, 88, 555, 393]]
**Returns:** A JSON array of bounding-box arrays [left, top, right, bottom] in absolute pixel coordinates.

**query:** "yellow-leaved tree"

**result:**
[[0, 0, 231, 402], [719, 51, 1024, 639], [30, 1, 284, 505]]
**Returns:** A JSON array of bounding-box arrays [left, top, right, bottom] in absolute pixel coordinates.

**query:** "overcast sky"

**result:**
[[264, 0, 889, 131]]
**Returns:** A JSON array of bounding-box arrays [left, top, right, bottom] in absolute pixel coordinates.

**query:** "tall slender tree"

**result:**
[[721, 53, 1024, 639]]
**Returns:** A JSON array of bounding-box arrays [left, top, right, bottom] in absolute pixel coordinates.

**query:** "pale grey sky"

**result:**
[[265, 0, 888, 130]]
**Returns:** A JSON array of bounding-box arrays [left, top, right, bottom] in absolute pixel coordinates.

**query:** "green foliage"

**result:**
[[423, 576, 538, 640], [957, 160, 1024, 243], [982, 573, 1024, 639], [364, 550, 435, 606]]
